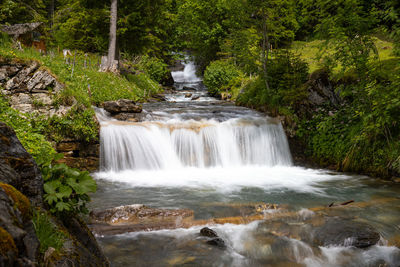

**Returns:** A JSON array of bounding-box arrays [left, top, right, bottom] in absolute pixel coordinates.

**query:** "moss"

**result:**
[[0, 182, 32, 222], [0, 227, 17, 255]]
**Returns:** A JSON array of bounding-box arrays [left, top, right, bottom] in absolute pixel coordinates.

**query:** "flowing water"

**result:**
[[91, 60, 400, 266]]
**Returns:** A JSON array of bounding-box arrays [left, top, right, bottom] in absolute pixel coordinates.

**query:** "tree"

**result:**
[[248, 0, 298, 92], [101, 0, 118, 72]]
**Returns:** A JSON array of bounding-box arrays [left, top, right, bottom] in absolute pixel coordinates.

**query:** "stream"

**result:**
[[90, 60, 400, 266]]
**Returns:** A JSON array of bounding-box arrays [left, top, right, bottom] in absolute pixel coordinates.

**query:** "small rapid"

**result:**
[[91, 58, 400, 267]]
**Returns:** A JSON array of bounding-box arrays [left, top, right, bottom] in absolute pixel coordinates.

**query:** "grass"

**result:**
[[32, 210, 67, 254], [290, 37, 398, 73], [0, 40, 162, 107]]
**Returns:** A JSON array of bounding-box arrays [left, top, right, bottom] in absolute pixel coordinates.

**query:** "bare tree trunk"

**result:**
[[261, 13, 271, 92], [101, 0, 118, 72], [49, 0, 55, 28]]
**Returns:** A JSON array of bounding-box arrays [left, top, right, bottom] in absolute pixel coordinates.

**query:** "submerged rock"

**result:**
[[185, 93, 192, 98], [206, 237, 226, 249], [312, 217, 380, 248], [191, 95, 200, 100], [90, 204, 194, 225], [103, 99, 142, 114]]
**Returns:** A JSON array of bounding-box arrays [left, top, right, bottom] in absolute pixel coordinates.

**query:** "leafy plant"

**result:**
[[139, 55, 169, 84], [42, 164, 97, 215], [204, 60, 243, 96]]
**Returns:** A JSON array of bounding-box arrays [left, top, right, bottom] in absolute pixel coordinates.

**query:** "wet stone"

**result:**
[[206, 237, 226, 249], [312, 218, 380, 248], [200, 227, 218, 238]]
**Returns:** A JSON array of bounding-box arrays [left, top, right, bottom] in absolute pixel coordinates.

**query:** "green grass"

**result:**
[[290, 38, 398, 73], [0, 42, 162, 107], [32, 210, 66, 254]]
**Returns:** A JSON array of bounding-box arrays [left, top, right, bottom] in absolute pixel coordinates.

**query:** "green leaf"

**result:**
[[44, 194, 58, 205], [56, 202, 71, 212], [55, 185, 72, 199], [44, 180, 62, 194]]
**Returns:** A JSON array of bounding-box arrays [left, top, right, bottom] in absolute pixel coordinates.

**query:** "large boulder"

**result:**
[[103, 99, 142, 114], [0, 122, 43, 206]]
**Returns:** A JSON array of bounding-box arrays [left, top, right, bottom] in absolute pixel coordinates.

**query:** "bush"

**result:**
[[41, 163, 97, 215], [237, 51, 309, 110], [45, 106, 98, 143], [139, 55, 169, 83], [204, 60, 243, 96]]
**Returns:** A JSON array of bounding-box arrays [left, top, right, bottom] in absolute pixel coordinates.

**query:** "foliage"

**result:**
[[237, 51, 309, 110], [0, 96, 57, 167], [203, 60, 243, 96], [315, 0, 379, 77], [32, 210, 66, 254], [45, 107, 98, 143], [138, 55, 169, 83], [41, 163, 97, 215]]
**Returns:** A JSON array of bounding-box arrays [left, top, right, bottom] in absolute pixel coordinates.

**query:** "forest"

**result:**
[[0, 0, 400, 266], [2, 0, 399, 177]]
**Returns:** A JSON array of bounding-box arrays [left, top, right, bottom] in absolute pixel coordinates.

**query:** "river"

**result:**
[[90, 60, 400, 266]]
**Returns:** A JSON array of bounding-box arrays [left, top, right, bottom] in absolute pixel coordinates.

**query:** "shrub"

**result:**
[[204, 60, 243, 96], [42, 163, 97, 215], [140, 55, 169, 83], [46, 107, 98, 143], [237, 51, 309, 110]]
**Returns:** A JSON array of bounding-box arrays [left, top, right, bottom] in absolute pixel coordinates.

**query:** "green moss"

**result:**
[[0, 183, 31, 222], [0, 226, 17, 255]]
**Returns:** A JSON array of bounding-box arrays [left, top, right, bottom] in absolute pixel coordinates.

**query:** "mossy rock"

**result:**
[[0, 226, 17, 255], [0, 182, 31, 222]]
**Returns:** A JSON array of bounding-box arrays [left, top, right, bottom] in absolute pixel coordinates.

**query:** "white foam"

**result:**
[[94, 166, 349, 194]]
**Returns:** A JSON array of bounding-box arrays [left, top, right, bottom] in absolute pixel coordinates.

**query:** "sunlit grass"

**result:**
[[290, 38, 398, 73], [0, 42, 162, 106]]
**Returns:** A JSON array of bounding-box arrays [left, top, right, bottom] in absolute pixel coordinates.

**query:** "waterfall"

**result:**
[[100, 118, 292, 172]]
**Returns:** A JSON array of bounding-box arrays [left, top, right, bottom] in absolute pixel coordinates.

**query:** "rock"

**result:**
[[185, 93, 192, 98], [32, 93, 53, 106], [103, 99, 142, 114], [151, 94, 167, 101], [206, 237, 226, 249], [112, 112, 145, 122], [161, 72, 174, 86], [10, 93, 32, 105], [312, 218, 380, 248], [306, 68, 341, 108], [169, 60, 185, 72], [11, 104, 35, 114], [0, 122, 43, 206], [0, 185, 40, 267], [183, 86, 196, 91], [200, 227, 218, 238], [5, 61, 39, 91], [90, 204, 193, 225], [26, 69, 56, 91], [191, 96, 200, 101]]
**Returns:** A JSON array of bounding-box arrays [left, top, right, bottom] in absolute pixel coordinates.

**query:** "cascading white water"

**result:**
[[171, 60, 202, 83], [100, 118, 292, 171]]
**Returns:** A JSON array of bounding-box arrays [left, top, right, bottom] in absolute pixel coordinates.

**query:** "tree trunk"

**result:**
[[101, 0, 119, 72], [261, 13, 271, 92]]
